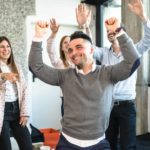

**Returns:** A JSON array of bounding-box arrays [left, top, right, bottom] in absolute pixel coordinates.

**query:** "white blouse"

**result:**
[[1, 63, 18, 102]]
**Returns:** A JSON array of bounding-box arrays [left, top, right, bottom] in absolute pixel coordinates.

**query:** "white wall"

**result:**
[[148, 87, 150, 132], [27, 0, 81, 129], [35, 0, 80, 25]]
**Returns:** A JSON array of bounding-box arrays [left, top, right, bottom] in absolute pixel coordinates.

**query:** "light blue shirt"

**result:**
[[94, 20, 150, 101]]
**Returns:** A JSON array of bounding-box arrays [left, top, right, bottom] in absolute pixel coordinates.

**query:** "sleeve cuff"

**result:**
[[32, 37, 44, 42]]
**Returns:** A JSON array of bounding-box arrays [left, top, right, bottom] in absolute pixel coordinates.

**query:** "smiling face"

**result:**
[[61, 36, 70, 52], [0, 40, 11, 63], [67, 38, 93, 69], [107, 29, 117, 43]]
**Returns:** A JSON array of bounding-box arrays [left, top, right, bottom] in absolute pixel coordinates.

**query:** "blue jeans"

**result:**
[[56, 134, 111, 150], [0, 101, 32, 150], [106, 100, 136, 150]]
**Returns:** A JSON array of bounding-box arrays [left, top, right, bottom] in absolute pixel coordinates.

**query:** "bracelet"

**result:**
[[115, 26, 123, 33], [78, 24, 89, 29]]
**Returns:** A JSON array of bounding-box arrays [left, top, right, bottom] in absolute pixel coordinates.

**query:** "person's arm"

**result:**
[[83, 25, 92, 39], [128, 0, 148, 23], [76, 3, 92, 38], [104, 17, 140, 83], [47, 36, 64, 69], [29, 41, 64, 85], [128, 0, 150, 54], [47, 19, 64, 68], [93, 46, 104, 62], [135, 20, 150, 55], [0, 72, 18, 83], [76, 3, 104, 62], [16, 65, 30, 127], [110, 33, 140, 83], [29, 21, 64, 86], [18, 65, 30, 117]]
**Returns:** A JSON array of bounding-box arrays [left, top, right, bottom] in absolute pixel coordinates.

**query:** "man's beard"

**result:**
[[108, 33, 116, 43], [76, 55, 87, 69]]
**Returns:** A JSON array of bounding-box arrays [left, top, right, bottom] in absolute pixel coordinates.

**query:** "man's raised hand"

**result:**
[[128, 0, 148, 22], [35, 21, 49, 38], [76, 3, 91, 28], [105, 17, 120, 33]]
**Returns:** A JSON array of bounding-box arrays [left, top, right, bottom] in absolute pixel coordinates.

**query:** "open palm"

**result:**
[[128, 0, 144, 16], [50, 18, 59, 34], [76, 3, 91, 27]]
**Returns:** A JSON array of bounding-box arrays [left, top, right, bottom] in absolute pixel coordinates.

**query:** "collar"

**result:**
[[75, 61, 96, 75], [109, 46, 122, 57], [0, 61, 7, 67]]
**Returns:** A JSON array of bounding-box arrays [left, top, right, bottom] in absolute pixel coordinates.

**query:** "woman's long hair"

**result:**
[[59, 35, 70, 68], [0, 36, 19, 79]]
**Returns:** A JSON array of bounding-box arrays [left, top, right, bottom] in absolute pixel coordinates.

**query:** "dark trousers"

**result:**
[[56, 134, 111, 150], [0, 101, 32, 150], [106, 100, 136, 150]]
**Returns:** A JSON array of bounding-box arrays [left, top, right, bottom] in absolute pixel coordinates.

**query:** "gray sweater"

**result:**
[[29, 33, 140, 140]]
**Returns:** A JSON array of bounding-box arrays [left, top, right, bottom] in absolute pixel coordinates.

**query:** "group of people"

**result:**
[[0, 0, 150, 150]]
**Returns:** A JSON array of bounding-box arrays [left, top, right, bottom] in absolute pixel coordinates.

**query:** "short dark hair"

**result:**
[[70, 31, 92, 44]]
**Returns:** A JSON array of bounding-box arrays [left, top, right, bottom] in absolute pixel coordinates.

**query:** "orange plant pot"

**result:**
[[40, 128, 60, 149]]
